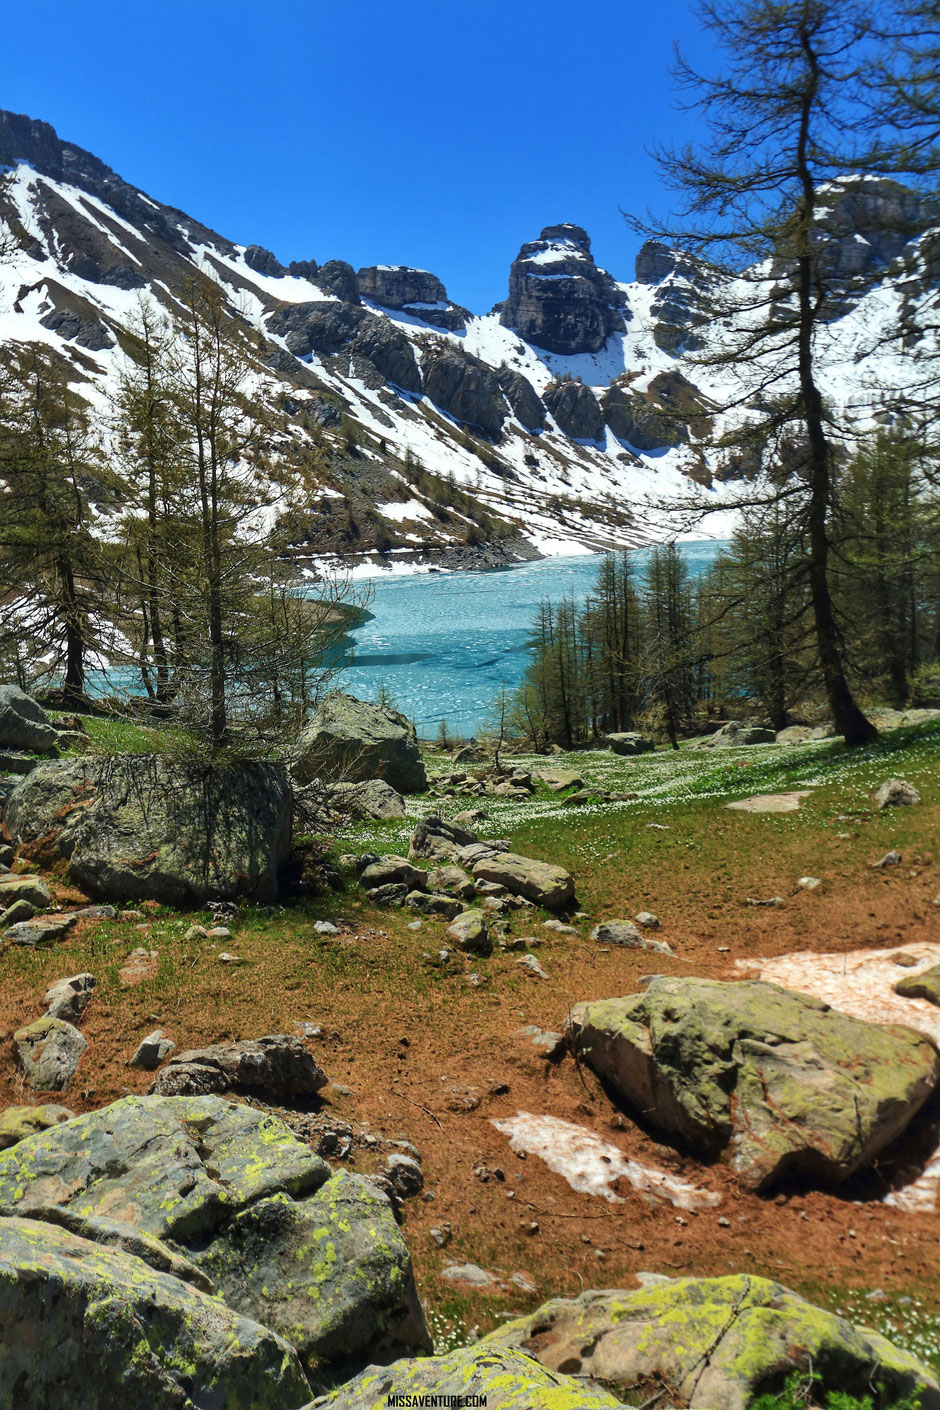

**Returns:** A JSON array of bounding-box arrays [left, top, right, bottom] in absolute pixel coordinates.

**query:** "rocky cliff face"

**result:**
[[357, 265, 470, 330], [499, 224, 627, 354]]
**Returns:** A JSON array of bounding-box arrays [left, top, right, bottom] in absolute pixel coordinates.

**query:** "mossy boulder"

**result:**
[[5, 754, 293, 904], [0, 1094, 429, 1385], [292, 694, 427, 794], [312, 1343, 628, 1408], [895, 964, 940, 1005], [0, 1103, 73, 1150], [483, 1276, 940, 1410], [567, 978, 940, 1189], [0, 1214, 311, 1409]]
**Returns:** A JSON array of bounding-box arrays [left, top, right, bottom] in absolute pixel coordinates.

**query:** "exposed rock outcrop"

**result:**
[[0, 1214, 312, 1410], [495, 366, 545, 429], [420, 345, 506, 439], [0, 1094, 430, 1384], [267, 301, 422, 393], [472, 852, 575, 911], [499, 224, 627, 354], [567, 978, 940, 1190], [357, 265, 470, 330], [485, 1277, 940, 1410], [543, 378, 604, 440], [317, 1343, 627, 1409], [293, 693, 427, 794], [148, 1034, 328, 1098], [0, 684, 60, 753]]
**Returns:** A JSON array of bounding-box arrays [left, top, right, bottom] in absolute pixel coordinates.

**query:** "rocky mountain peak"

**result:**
[[499, 223, 627, 355], [357, 265, 469, 330]]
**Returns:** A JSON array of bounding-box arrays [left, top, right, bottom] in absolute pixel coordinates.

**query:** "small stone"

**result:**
[[797, 876, 821, 890], [429, 1223, 452, 1248], [184, 925, 208, 942], [218, 952, 243, 965], [128, 1028, 176, 1070], [13, 1016, 87, 1092], [384, 1153, 424, 1199], [872, 851, 902, 869], [874, 779, 920, 810], [635, 911, 660, 929], [314, 920, 339, 936], [542, 918, 576, 935], [407, 920, 422, 930], [516, 954, 549, 979], [718, 1216, 731, 1228], [745, 896, 787, 908], [207, 926, 232, 939], [44, 973, 96, 1023]]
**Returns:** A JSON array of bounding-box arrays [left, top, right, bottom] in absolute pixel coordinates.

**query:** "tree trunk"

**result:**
[[795, 27, 877, 747]]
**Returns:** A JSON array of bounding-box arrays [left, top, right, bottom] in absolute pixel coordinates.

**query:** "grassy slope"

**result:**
[[3, 722, 940, 1367]]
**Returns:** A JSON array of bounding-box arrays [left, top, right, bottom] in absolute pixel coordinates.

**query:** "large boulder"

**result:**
[[0, 1214, 311, 1410], [472, 852, 575, 911], [149, 1034, 328, 1098], [0, 1094, 429, 1384], [606, 732, 655, 756], [316, 1343, 627, 1409], [324, 778, 407, 820], [293, 694, 427, 794], [23, 754, 293, 905], [567, 978, 940, 1190], [409, 814, 478, 861], [1, 759, 93, 844], [485, 1277, 939, 1410], [0, 684, 60, 753], [702, 720, 776, 748], [13, 1016, 87, 1093]]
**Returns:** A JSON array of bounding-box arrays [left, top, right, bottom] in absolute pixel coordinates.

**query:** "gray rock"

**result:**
[[567, 978, 940, 1190], [427, 864, 476, 901], [0, 1094, 429, 1383], [543, 379, 604, 441], [4, 913, 77, 947], [496, 365, 545, 430], [895, 965, 940, 1005], [243, 243, 285, 276], [590, 920, 672, 954], [2, 759, 92, 844], [149, 1033, 328, 1099], [606, 732, 655, 756], [13, 1016, 88, 1091], [484, 1276, 938, 1410], [404, 890, 462, 920], [44, 972, 96, 1023], [293, 693, 427, 794], [366, 883, 409, 907], [361, 856, 428, 891], [0, 1214, 311, 1410], [517, 954, 549, 979], [0, 898, 37, 928], [472, 852, 574, 911], [324, 778, 407, 820], [446, 910, 492, 955], [0, 684, 60, 753], [384, 1153, 424, 1199], [420, 345, 506, 439], [63, 754, 293, 905], [703, 720, 776, 748], [635, 911, 660, 929], [0, 874, 53, 910], [316, 1343, 627, 1409], [128, 1029, 176, 1070], [875, 778, 921, 809], [499, 223, 625, 356], [409, 814, 478, 862]]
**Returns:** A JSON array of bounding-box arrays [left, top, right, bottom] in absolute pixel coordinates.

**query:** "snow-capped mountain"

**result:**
[[0, 110, 933, 572]]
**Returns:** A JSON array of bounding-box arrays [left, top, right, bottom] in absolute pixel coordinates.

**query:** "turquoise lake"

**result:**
[[341, 542, 724, 737]]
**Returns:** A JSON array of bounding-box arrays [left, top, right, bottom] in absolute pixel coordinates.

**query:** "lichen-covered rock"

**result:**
[[895, 964, 940, 1004], [324, 778, 407, 820], [484, 1276, 939, 1410], [148, 1034, 328, 1098], [13, 1016, 87, 1092], [0, 1103, 73, 1150], [409, 814, 478, 862], [446, 910, 492, 955], [0, 683, 60, 753], [293, 694, 427, 795], [313, 1343, 627, 1409], [472, 852, 575, 911], [590, 920, 672, 954], [59, 754, 293, 905], [567, 978, 940, 1190], [404, 890, 462, 919], [0, 1214, 311, 1410], [1, 758, 93, 844], [3, 913, 77, 947], [0, 1095, 429, 1383], [0, 873, 53, 910]]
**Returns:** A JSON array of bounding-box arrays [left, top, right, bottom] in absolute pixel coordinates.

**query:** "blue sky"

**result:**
[[4, 0, 713, 311]]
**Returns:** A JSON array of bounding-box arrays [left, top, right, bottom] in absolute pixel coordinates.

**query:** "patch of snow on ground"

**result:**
[[490, 1111, 721, 1211]]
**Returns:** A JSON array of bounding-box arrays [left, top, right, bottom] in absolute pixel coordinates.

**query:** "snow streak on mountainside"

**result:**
[[0, 110, 934, 573]]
